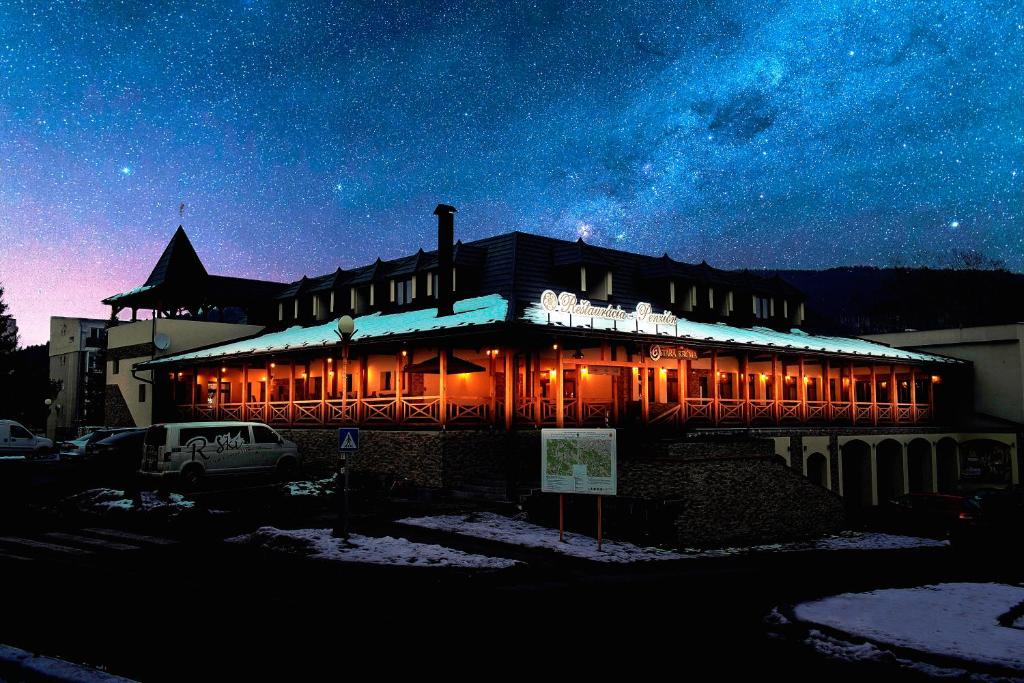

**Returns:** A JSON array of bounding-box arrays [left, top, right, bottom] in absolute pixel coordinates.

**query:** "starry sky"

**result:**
[[2, 0, 1022, 345]]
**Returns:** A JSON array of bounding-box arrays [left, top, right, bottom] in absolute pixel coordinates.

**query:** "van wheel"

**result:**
[[276, 457, 298, 482], [181, 464, 204, 491]]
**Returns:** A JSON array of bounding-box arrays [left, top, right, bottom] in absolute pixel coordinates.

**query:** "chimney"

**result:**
[[434, 203, 456, 316]]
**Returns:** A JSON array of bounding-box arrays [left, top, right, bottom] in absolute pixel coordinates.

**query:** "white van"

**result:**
[[141, 422, 300, 487], [0, 420, 54, 458]]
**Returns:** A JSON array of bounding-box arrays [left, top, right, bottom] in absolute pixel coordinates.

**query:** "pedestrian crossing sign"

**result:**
[[338, 428, 359, 452]]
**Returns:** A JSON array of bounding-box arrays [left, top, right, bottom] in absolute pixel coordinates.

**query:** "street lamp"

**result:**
[[333, 315, 355, 539]]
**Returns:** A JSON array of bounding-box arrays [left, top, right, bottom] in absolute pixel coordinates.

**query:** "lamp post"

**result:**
[[333, 315, 355, 539]]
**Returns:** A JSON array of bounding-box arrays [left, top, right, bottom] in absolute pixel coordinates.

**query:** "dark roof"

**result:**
[[144, 226, 208, 287]]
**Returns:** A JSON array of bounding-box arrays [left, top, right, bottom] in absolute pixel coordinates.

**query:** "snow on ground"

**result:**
[[281, 477, 335, 497], [398, 512, 684, 563], [694, 531, 949, 556], [63, 488, 195, 514], [398, 513, 946, 562], [794, 583, 1024, 672], [229, 527, 519, 569]]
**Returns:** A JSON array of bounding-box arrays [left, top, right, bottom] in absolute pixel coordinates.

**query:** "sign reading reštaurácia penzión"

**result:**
[[541, 428, 617, 496]]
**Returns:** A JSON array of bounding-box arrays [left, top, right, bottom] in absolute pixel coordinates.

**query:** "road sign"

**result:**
[[338, 428, 359, 452]]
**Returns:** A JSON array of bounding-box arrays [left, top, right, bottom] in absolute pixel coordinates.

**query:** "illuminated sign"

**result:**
[[539, 290, 677, 326], [649, 344, 698, 361]]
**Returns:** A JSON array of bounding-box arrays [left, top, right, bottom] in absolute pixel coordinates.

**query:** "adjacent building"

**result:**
[[47, 317, 107, 439]]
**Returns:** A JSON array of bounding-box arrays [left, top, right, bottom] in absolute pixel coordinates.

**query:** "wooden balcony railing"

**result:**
[[175, 394, 935, 429]]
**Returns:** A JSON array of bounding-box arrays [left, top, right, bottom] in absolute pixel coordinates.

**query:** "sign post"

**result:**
[[333, 427, 359, 539], [541, 428, 616, 550]]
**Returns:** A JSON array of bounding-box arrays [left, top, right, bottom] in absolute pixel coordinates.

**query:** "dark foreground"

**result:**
[[1, 510, 1020, 682]]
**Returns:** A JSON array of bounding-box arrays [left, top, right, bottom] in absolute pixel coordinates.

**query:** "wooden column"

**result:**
[[287, 362, 294, 425], [889, 364, 898, 422], [741, 352, 750, 426], [503, 351, 514, 429], [869, 364, 878, 426], [266, 363, 273, 416], [438, 348, 447, 428], [910, 367, 918, 423], [215, 366, 223, 419], [533, 351, 542, 427], [356, 354, 365, 424], [555, 349, 565, 428], [677, 356, 687, 425], [242, 363, 249, 420], [797, 355, 806, 422], [576, 359, 584, 427], [822, 358, 831, 419], [395, 352, 403, 425], [710, 349, 719, 425], [488, 351, 497, 426], [848, 362, 856, 416], [191, 366, 198, 415], [772, 354, 780, 424]]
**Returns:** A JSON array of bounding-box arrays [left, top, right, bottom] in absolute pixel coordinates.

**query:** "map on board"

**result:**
[[541, 428, 617, 496]]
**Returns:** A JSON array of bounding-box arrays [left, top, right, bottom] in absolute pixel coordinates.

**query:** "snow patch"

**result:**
[[795, 583, 1024, 672], [281, 477, 335, 497], [228, 526, 519, 569], [398, 512, 683, 563], [63, 488, 195, 515]]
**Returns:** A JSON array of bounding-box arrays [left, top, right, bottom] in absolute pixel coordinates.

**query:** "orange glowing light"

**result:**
[[492, 349, 499, 355], [401, 350, 407, 357], [221, 367, 227, 373], [759, 373, 767, 380], [327, 358, 332, 363], [803, 375, 810, 384], [931, 375, 941, 384], [459, 372, 470, 379], [581, 366, 589, 376], [270, 362, 276, 368], [552, 343, 559, 350], [659, 367, 667, 376], [548, 369, 557, 379], [261, 376, 267, 382]]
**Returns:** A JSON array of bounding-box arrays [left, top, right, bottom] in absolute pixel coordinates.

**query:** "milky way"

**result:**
[[1, 0, 1021, 344]]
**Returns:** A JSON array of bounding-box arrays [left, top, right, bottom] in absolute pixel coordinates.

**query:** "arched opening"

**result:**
[[958, 438, 1013, 493], [806, 452, 828, 489], [876, 439, 905, 505], [936, 437, 958, 493], [841, 440, 872, 508], [907, 438, 933, 493]]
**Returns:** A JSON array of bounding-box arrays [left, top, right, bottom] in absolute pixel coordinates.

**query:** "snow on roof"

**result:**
[[105, 283, 155, 301], [145, 294, 509, 365], [521, 300, 958, 363]]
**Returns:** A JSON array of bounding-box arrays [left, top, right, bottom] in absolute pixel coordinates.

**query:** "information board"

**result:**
[[541, 428, 617, 495]]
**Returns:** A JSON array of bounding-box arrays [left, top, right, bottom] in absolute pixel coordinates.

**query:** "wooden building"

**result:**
[[118, 205, 962, 432]]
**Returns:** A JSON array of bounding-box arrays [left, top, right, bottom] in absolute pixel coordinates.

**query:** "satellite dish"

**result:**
[[154, 332, 171, 351]]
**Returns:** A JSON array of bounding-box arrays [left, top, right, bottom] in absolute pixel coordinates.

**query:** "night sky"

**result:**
[[2, 1, 1021, 345]]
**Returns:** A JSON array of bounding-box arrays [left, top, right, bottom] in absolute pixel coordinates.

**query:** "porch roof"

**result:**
[[141, 294, 509, 366]]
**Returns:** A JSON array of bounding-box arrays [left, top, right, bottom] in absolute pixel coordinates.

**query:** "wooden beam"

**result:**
[[711, 349, 719, 425], [438, 348, 447, 428], [772, 354, 780, 424], [870, 363, 878, 426], [677, 356, 686, 425], [503, 351, 513, 429], [741, 352, 750, 426], [910, 367, 918, 423], [555, 348, 565, 428], [395, 352, 403, 425], [488, 351, 496, 426]]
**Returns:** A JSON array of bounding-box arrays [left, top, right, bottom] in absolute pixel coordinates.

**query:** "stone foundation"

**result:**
[[619, 439, 844, 548]]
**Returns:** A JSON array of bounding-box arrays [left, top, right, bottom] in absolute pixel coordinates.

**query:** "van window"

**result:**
[[145, 425, 167, 447], [10, 425, 31, 439], [252, 426, 280, 444]]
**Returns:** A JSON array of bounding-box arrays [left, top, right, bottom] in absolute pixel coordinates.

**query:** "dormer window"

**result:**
[[753, 295, 772, 320], [351, 286, 371, 314], [278, 302, 284, 321], [427, 269, 455, 299], [717, 290, 734, 316], [312, 294, 329, 321], [580, 266, 612, 301], [391, 278, 414, 305], [672, 282, 696, 312]]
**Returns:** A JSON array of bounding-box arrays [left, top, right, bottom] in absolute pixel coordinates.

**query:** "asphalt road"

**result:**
[[1, 512, 1019, 682]]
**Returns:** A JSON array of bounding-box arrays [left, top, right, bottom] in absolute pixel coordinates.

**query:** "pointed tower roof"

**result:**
[[143, 226, 208, 288]]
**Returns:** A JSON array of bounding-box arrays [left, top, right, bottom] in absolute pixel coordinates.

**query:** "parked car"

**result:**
[[140, 422, 300, 488], [890, 492, 983, 540], [84, 429, 147, 482], [0, 420, 54, 459], [60, 428, 139, 458]]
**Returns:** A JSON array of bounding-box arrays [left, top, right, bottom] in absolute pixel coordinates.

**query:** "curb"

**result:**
[[0, 644, 137, 683]]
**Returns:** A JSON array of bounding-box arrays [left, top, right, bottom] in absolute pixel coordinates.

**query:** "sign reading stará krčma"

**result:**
[[541, 428, 617, 496]]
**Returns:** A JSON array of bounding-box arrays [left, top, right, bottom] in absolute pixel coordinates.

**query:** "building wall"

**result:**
[[866, 325, 1024, 425], [47, 317, 106, 439], [106, 319, 264, 428]]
